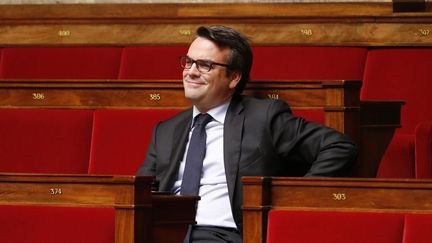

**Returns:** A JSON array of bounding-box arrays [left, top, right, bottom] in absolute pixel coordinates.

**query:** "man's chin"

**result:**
[[184, 92, 203, 102]]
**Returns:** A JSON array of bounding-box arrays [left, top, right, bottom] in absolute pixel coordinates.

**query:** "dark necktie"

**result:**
[[180, 113, 213, 196]]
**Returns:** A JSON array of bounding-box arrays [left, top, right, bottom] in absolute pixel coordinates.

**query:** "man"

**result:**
[[137, 25, 357, 242]]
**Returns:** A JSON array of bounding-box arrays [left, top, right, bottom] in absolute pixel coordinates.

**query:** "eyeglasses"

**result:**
[[179, 56, 230, 72]]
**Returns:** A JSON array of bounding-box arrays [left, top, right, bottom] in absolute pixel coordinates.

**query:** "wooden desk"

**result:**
[[0, 173, 199, 243], [242, 176, 432, 243]]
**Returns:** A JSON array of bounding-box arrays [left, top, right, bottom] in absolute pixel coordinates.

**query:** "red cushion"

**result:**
[[251, 47, 367, 80], [88, 109, 182, 175], [0, 109, 93, 173], [361, 49, 432, 134], [403, 214, 432, 243], [251, 46, 366, 128], [118, 46, 189, 80], [292, 109, 325, 124], [415, 122, 432, 178], [0, 47, 122, 79], [0, 205, 114, 243], [377, 133, 415, 178], [267, 210, 404, 243]]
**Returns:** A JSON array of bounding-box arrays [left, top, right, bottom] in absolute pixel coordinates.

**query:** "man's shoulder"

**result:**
[[158, 109, 191, 127], [235, 95, 290, 111]]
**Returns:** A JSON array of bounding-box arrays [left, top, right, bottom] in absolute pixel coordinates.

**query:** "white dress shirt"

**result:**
[[172, 100, 237, 229]]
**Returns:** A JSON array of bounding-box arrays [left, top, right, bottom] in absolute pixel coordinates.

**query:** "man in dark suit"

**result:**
[[137, 25, 357, 242]]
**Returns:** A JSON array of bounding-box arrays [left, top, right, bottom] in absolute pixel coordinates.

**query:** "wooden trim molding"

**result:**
[[0, 2, 432, 46]]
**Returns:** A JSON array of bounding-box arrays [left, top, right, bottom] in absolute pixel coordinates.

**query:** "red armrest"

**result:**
[[415, 122, 432, 178]]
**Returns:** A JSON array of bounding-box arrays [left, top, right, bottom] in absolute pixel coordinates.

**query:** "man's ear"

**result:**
[[229, 71, 242, 89]]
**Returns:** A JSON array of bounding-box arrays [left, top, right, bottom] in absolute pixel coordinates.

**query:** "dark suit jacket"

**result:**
[[137, 95, 357, 233]]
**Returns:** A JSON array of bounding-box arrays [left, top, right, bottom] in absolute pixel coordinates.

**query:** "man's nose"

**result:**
[[186, 63, 201, 75]]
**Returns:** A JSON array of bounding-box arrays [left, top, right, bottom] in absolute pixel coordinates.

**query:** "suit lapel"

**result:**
[[224, 97, 244, 202], [159, 110, 192, 191]]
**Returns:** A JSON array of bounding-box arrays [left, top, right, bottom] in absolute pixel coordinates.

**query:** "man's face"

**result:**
[[182, 37, 240, 112]]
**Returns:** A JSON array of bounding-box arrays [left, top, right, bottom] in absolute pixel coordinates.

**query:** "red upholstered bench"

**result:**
[[0, 205, 115, 243], [251, 46, 367, 81], [88, 109, 183, 175], [0, 108, 182, 243], [0, 47, 122, 79], [0, 109, 93, 173], [267, 210, 432, 243], [118, 46, 188, 80]]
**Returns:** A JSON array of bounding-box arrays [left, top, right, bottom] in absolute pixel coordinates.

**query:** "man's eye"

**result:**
[[198, 61, 212, 69]]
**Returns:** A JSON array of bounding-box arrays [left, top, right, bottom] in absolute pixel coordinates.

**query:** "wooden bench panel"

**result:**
[[0, 174, 198, 243], [242, 176, 432, 243]]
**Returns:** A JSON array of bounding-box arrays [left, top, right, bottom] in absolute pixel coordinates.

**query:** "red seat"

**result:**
[[403, 213, 432, 243], [118, 46, 188, 80], [252, 46, 367, 124], [88, 109, 182, 175], [0, 109, 93, 173], [0, 47, 122, 79], [0, 205, 115, 243], [361, 49, 432, 178], [267, 210, 404, 243], [376, 133, 415, 178], [251, 46, 367, 81], [415, 122, 432, 178]]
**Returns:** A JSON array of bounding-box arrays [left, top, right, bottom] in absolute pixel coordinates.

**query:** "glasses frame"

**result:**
[[179, 56, 230, 72]]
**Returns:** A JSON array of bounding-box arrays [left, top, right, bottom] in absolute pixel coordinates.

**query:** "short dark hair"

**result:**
[[196, 26, 253, 95]]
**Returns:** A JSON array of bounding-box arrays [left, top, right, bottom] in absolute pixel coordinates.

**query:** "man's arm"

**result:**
[[269, 100, 358, 177]]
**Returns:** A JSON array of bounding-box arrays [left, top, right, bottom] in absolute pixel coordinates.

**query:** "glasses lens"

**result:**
[[180, 56, 192, 69], [196, 60, 212, 72]]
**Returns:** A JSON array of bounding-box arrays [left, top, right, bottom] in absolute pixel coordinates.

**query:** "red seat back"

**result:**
[[88, 109, 182, 175], [118, 46, 188, 80], [252, 46, 367, 124], [0, 205, 115, 243], [0, 47, 122, 79], [362, 49, 432, 134], [267, 210, 404, 243], [403, 214, 432, 243], [0, 109, 93, 173], [376, 134, 415, 178], [251, 46, 367, 80]]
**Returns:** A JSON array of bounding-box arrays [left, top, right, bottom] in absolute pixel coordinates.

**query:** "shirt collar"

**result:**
[[192, 99, 231, 127]]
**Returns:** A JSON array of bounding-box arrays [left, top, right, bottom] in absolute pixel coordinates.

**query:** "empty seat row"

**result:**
[[0, 108, 182, 175], [0, 46, 366, 80]]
